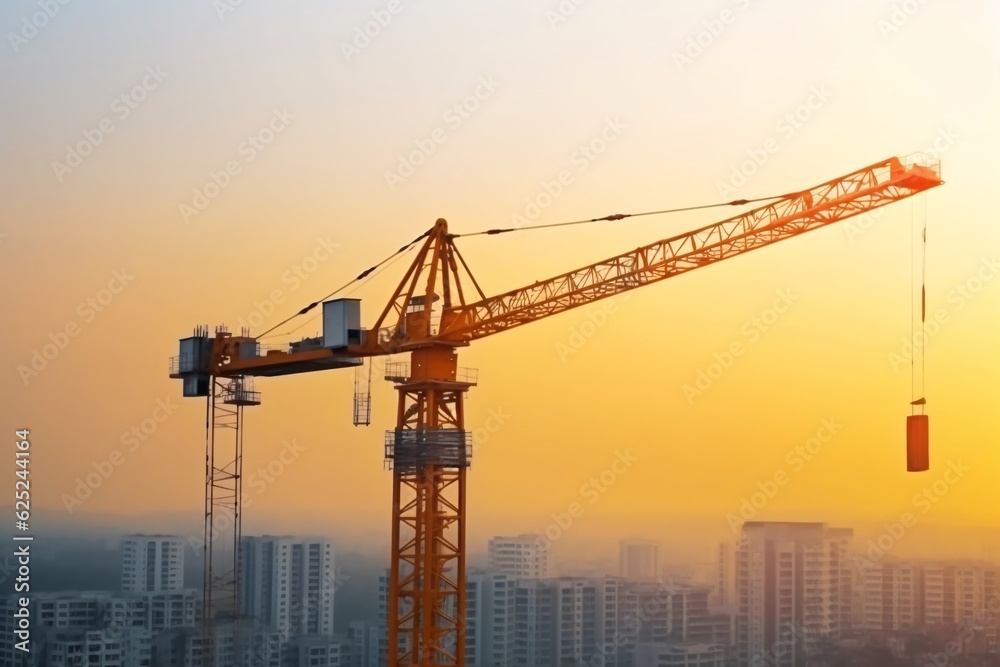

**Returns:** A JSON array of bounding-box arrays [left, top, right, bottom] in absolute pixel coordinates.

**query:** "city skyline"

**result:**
[[6, 522, 1000, 666]]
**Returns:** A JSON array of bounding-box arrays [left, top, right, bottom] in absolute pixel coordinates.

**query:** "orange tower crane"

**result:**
[[170, 155, 942, 666]]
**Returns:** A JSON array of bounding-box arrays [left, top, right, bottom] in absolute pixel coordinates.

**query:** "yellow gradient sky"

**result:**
[[1, 0, 998, 562]]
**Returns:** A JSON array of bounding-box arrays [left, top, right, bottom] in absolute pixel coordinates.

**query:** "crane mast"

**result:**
[[170, 155, 942, 666]]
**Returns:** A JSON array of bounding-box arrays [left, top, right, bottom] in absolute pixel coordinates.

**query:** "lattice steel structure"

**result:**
[[169, 156, 943, 666]]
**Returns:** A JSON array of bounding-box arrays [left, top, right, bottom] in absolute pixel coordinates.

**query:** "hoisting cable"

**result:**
[[912, 196, 928, 413], [260, 241, 419, 341], [921, 200, 928, 403], [256, 231, 429, 339], [450, 193, 792, 238], [260, 190, 796, 337]]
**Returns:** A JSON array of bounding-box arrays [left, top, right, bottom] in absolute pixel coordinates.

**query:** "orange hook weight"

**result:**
[[906, 413, 929, 472]]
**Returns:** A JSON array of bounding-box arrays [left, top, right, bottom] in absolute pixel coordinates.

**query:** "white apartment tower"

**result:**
[[736, 522, 853, 667], [377, 569, 410, 663], [858, 560, 922, 631], [240, 536, 336, 639], [922, 561, 1000, 626], [122, 535, 184, 593], [620, 540, 660, 581], [154, 621, 282, 667], [510, 576, 625, 666], [487, 534, 549, 578], [466, 570, 517, 667], [716, 542, 738, 611], [46, 629, 144, 667]]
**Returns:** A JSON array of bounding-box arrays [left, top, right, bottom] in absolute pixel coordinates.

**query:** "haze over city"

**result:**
[[1, 1, 999, 666]]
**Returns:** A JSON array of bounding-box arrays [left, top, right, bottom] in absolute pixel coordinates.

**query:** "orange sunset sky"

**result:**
[[2, 0, 999, 563]]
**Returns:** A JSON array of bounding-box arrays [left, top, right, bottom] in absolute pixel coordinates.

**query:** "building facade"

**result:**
[[736, 522, 853, 667], [122, 535, 185, 594], [240, 536, 336, 640], [487, 535, 550, 579], [620, 541, 660, 582]]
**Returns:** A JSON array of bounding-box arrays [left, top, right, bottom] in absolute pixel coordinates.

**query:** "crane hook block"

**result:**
[[906, 414, 929, 472]]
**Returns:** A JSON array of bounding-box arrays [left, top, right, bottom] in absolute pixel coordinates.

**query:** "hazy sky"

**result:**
[[2, 0, 998, 562]]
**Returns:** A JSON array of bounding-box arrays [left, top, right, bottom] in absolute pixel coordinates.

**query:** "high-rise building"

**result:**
[[153, 620, 281, 667], [466, 571, 488, 665], [857, 559, 922, 631], [122, 535, 184, 593], [376, 569, 409, 664], [46, 629, 145, 667], [240, 536, 336, 639], [620, 540, 660, 581], [715, 542, 738, 611], [634, 642, 726, 667], [0, 590, 193, 666], [982, 540, 1000, 565], [346, 621, 380, 667], [552, 577, 623, 666], [487, 535, 549, 579], [621, 580, 731, 665], [513, 578, 553, 667], [466, 570, 517, 667], [2, 590, 195, 647], [736, 522, 853, 667], [509, 576, 626, 666], [286, 634, 347, 666], [375, 568, 733, 667], [922, 561, 1000, 626], [852, 559, 1000, 652]]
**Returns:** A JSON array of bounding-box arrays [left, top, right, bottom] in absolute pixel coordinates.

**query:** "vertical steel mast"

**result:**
[[385, 346, 474, 665]]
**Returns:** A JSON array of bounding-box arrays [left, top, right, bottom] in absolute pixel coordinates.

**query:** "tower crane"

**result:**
[[170, 155, 942, 666]]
